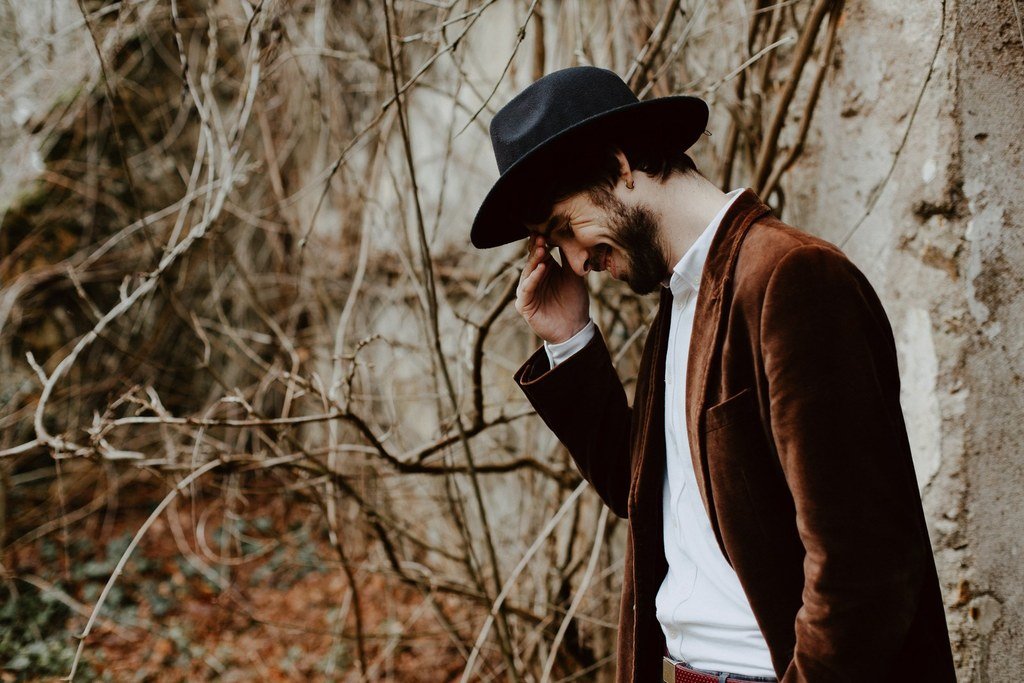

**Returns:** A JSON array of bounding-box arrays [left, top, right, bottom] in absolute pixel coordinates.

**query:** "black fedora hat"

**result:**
[[470, 65, 708, 249]]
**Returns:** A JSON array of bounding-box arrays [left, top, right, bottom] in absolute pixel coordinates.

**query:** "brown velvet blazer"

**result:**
[[513, 190, 956, 682]]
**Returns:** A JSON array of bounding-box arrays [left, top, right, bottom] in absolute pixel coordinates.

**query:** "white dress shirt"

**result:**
[[543, 188, 775, 676]]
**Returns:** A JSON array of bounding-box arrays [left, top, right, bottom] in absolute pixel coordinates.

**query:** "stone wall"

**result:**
[[782, 0, 1024, 677]]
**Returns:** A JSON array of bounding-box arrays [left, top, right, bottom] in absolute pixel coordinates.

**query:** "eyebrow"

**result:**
[[536, 211, 567, 238]]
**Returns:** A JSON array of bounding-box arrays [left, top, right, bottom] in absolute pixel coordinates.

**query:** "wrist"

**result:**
[[547, 318, 592, 345], [543, 320, 596, 368]]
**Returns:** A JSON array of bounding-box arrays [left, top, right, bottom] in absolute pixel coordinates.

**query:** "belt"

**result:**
[[663, 656, 775, 683]]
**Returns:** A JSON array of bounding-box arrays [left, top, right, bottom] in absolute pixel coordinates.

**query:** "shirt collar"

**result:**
[[663, 188, 746, 299]]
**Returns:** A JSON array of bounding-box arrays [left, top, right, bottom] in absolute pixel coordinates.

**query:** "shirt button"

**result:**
[[667, 628, 679, 640]]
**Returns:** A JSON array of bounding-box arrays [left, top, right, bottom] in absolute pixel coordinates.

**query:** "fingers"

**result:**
[[518, 244, 545, 296], [520, 235, 552, 280], [517, 236, 552, 314], [519, 259, 545, 305]]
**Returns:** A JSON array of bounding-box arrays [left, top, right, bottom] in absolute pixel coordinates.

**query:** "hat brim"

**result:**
[[470, 95, 709, 249]]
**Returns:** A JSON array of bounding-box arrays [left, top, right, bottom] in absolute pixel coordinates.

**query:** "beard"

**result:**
[[600, 192, 669, 295]]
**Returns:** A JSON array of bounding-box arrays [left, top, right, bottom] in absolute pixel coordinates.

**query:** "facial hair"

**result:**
[[603, 193, 669, 295]]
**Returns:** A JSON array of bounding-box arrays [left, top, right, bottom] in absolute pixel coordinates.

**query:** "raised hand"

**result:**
[[515, 234, 590, 344]]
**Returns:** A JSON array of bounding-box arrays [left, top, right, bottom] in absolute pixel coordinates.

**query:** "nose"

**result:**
[[560, 242, 591, 277]]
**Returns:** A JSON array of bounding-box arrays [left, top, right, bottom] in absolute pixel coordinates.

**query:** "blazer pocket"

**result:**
[[705, 386, 758, 432]]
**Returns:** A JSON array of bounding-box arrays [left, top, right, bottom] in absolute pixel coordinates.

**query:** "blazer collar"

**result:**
[[692, 187, 772, 308], [665, 187, 747, 299]]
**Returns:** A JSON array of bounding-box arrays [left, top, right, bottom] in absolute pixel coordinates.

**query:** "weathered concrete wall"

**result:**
[[783, 0, 1024, 677], [953, 0, 1024, 675]]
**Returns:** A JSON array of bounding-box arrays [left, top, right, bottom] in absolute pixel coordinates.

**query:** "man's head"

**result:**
[[519, 134, 703, 294], [469, 66, 709, 250]]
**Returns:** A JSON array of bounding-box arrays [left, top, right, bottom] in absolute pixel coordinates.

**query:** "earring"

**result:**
[[625, 178, 635, 190]]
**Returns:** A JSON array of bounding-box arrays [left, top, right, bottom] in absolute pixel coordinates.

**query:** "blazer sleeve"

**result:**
[[514, 327, 633, 519], [761, 245, 930, 680]]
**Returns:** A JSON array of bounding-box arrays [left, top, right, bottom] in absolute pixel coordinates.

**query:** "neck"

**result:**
[[652, 173, 729, 268]]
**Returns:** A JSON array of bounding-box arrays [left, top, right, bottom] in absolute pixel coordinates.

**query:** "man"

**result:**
[[470, 66, 955, 682]]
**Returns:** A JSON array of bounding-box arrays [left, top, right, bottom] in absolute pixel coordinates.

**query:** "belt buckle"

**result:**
[[662, 656, 676, 682]]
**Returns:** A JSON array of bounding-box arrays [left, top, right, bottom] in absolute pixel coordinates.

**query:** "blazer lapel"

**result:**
[[684, 189, 772, 562], [627, 286, 673, 520]]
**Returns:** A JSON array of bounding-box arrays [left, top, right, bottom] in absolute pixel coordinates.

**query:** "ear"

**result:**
[[613, 148, 634, 189]]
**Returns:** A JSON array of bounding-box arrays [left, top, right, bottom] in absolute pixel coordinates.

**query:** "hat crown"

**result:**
[[489, 66, 637, 173]]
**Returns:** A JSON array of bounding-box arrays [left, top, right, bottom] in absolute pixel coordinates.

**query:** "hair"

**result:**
[[514, 125, 701, 226]]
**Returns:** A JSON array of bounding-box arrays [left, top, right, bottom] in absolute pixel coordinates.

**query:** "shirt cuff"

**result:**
[[543, 319, 596, 369]]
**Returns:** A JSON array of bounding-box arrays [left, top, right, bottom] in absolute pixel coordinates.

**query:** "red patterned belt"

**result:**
[[662, 656, 775, 683]]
